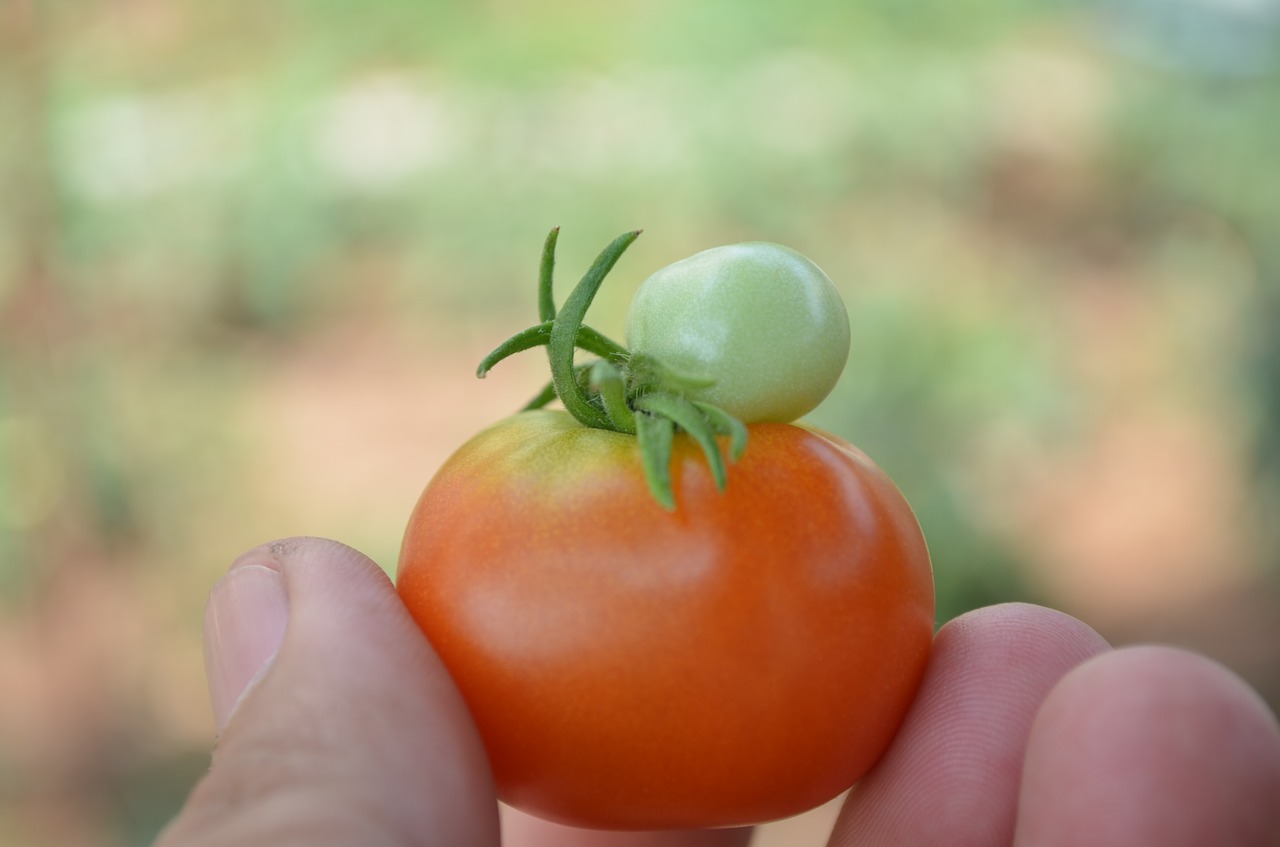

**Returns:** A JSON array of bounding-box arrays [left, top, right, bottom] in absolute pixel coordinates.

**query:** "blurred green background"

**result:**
[[3, 0, 1279, 844]]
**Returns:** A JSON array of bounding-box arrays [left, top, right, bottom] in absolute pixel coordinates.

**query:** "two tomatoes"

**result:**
[[397, 236, 935, 830]]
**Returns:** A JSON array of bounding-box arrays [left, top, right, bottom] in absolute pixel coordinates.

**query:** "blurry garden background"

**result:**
[[2, 0, 1280, 844]]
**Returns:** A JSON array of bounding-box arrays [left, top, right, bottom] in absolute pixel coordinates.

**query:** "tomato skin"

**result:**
[[397, 409, 934, 830], [625, 242, 851, 424]]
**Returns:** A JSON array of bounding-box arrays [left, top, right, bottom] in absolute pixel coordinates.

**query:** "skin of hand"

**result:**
[[156, 537, 1280, 847]]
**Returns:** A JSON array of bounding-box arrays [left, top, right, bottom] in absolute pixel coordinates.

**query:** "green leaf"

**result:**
[[692, 401, 748, 461], [635, 411, 676, 510], [627, 353, 716, 394], [634, 393, 728, 491]]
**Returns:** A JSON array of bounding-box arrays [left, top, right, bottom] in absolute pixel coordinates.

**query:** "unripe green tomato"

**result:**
[[625, 242, 851, 423]]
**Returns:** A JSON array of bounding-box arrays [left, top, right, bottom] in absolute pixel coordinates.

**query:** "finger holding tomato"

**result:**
[[397, 229, 935, 830], [169, 539, 1280, 846]]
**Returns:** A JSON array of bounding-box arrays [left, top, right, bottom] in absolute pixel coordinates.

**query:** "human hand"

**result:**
[[157, 537, 1280, 846]]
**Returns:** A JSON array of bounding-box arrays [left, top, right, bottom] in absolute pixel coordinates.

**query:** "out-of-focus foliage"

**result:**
[[2, 0, 1279, 844]]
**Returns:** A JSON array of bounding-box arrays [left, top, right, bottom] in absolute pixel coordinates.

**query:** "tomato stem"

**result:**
[[478, 227, 750, 508], [692, 401, 749, 462], [538, 226, 560, 323], [635, 412, 676, 510], [476, 322, 627, 378], [547, 230, 641, 430], [522, 379, 560, 411], [590, 360, 637, 434], [635, 393, 728, 491]]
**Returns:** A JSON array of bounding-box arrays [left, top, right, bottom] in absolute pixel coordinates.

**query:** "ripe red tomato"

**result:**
[[397, 408, 934, 830]]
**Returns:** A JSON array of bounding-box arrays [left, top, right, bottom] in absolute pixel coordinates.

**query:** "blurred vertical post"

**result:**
[[0, 0, 100, 584], [1, 0, 60, 343]]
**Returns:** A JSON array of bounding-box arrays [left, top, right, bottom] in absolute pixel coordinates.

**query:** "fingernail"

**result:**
[[204, 564, 289, 731]]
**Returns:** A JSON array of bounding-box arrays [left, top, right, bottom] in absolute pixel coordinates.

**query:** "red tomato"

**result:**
[[397, 409, 934, 830]]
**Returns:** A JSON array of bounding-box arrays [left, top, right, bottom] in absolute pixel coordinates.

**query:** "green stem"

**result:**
[[476, 322, 627, 378], [474, 227, 752, 510], [627, 352, 715, 393], [635, 412, 676, 510], [692, 400, 749, 461], [634, 393, 728, 491], [589, 360, 636, 434], [548, 230, 641, 431], [522, 380, 559, 411], [523, 363, 596, 410], [538, 226, 559, 322]]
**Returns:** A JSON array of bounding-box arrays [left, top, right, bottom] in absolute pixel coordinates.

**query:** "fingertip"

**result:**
[[165, 537, 499, 847], [1017, 645, 1280, 847], [939, 602, 1112, 662], [830, 603, 1110, 846], [204, 563, 289, 730], [228, 536, 391, 583]]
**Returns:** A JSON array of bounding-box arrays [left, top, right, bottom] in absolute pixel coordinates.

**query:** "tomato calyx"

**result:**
[[477, 227, 749, 510]]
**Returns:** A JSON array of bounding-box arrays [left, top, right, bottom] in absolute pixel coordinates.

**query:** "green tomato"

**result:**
[[625, 242, 851, 424]]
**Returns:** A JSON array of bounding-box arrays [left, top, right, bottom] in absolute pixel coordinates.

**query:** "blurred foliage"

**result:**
[[3, 0, 1280, 844]]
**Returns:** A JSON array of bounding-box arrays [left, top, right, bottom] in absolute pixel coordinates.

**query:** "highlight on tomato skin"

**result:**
[[397, 412, 935, 830]]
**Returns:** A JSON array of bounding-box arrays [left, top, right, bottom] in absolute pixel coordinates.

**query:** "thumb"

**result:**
[[158, 537, 499, 847]]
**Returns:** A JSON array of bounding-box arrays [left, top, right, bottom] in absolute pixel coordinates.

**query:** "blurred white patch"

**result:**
[[64, 87, 247, 203], [312, 73, 462, 190], [735, 51, 857, 156], [986, 48, 1109, 164], [498, 72, 694, 177]]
